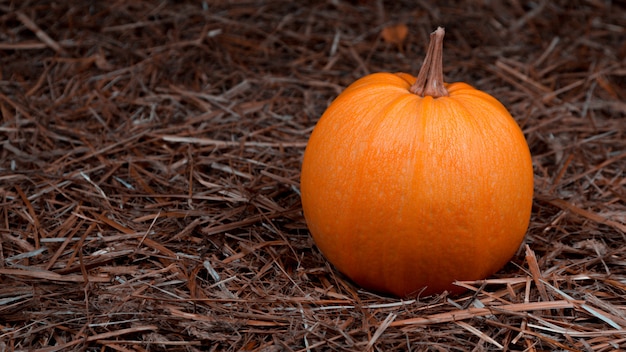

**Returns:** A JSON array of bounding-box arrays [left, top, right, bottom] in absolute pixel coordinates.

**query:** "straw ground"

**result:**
[[1, 1, 625, 351]]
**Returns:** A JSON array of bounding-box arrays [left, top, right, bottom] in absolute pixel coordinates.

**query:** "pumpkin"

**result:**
[[300, 27, 533, 297]]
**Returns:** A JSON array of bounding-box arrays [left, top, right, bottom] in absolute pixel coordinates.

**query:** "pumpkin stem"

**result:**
[[410, 27, 449, 98]]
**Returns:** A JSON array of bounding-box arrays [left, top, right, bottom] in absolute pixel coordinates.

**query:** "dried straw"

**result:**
[[1, 1, 625, 351]]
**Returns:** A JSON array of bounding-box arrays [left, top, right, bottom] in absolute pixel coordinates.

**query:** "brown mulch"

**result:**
[[1, 1, 625, 351]]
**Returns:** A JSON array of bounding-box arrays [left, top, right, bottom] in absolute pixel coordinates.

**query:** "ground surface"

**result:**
[[1, 1, 625, 351]]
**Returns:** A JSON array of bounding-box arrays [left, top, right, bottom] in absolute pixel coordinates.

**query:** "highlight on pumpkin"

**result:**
[[300, 27, 534, 298]]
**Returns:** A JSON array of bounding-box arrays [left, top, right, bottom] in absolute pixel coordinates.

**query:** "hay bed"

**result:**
[[1, 1, 625, 351]]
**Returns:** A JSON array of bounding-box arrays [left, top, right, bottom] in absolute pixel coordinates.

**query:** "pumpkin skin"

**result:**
[[300, 72, 534, 297]]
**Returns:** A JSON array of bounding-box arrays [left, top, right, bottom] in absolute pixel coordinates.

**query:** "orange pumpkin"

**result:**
[[300, 27, 533, 297]]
